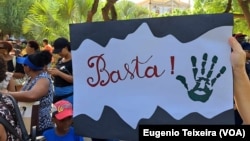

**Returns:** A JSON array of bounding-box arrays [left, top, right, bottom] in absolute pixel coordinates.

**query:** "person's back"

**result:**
[[42, 38, 54, 68], [43, 100, 84, 141], [43, 44, 53, 54], [42, 39, 53, 54]]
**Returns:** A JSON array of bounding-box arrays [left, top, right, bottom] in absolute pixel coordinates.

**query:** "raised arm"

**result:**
[[229, 36, 250, 124]]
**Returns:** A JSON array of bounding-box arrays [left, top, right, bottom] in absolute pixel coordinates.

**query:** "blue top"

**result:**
[[43, 127, 84, 141]]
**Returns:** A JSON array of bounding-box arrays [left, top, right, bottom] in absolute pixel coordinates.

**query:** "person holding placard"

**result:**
[[229, 36, 250, 124]]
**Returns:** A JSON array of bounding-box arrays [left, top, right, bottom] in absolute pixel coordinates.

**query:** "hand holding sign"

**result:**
[[176, 53, 226, 102]]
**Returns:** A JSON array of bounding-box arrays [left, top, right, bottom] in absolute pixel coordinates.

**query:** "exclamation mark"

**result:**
[[170, 56, 175, 74]]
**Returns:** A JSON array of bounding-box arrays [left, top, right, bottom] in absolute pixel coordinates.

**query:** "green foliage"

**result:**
[[191, 0, 250, 35], [192, 0, 228, 14], [1, 0, 249, 40], [116, 0, 150, 20], [0, 0, 34, 39], [159, 0, 250, 36], [22, 0, 62, 41], [75, 0, 93, 22], [89, 1, 105, 22], [22, 0, 93, 41]]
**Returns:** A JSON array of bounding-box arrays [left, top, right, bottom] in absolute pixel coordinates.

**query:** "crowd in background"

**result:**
[[0, 34, 117, 141], [0, 35, 84, 141]]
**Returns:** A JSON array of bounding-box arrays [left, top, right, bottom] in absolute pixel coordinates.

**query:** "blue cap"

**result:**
[[17, 56, 43, 70]]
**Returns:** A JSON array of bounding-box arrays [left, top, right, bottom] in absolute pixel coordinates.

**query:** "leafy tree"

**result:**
[[159, 0, 250, 35], [0, 0, 34, 39], [87, 0, 150, 21], [116, 0, 150, 20], [87, 0, 118, 22], [22, 0, 93, 41], [22, 0, 149, 40], [3, 0, 249, 40], [191, 0, 250, 35], [22, 0, 61, 41]]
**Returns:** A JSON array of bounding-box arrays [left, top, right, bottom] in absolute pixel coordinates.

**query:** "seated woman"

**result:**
[[0, 53, 22, 140], [0, 54, 16, 92], [0, 41, 18, 92], [0, 50, 55, 136]]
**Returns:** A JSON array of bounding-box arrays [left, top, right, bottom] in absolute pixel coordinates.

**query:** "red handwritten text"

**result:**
[[87, 54, 165, 87]]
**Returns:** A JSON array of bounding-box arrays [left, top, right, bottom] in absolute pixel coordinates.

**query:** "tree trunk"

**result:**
[[110, 3, 117, 20], [86, 0, 99, 22], [224, 0, 232, 13], [102, 0, 117, 21]]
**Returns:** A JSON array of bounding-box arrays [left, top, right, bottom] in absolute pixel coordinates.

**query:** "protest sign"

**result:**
[[70, 13, 233, 140]]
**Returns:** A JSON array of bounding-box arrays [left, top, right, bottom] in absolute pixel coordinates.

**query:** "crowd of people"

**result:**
[[0, 36, 80, 141], [0, 33, 249, 141]]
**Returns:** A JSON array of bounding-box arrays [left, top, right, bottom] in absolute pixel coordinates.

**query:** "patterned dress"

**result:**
[[0, 95, 22, 140], [21, 71, 54, 134]]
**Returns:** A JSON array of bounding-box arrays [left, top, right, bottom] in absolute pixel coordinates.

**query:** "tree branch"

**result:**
[[86, 0, 99, 22], [224, 0, 232, 13], [102, 0, 117, 21], [237, 0, 250, 29]]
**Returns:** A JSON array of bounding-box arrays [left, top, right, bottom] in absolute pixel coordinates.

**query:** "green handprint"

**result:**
[[176, 53, 226, 102]]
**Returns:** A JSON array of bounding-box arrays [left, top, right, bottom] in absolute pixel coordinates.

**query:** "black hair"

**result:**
[[43, 38, 49, 44], [0, 54, 7, 82], [53, 37, 71, 52], [1, 41, 13, 53], [21, 40, 27, 45], [67, 42, 71, 52], [28, 50, 52, 68], [28, 40, 40, 51]]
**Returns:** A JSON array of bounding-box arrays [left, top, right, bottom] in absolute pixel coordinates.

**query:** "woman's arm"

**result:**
[[0, 124, 7, 141], [4, 78, 50, 102], [55, 70, 73, 83], [7, 77, 16, 92], [48, 68, 73, 83]]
